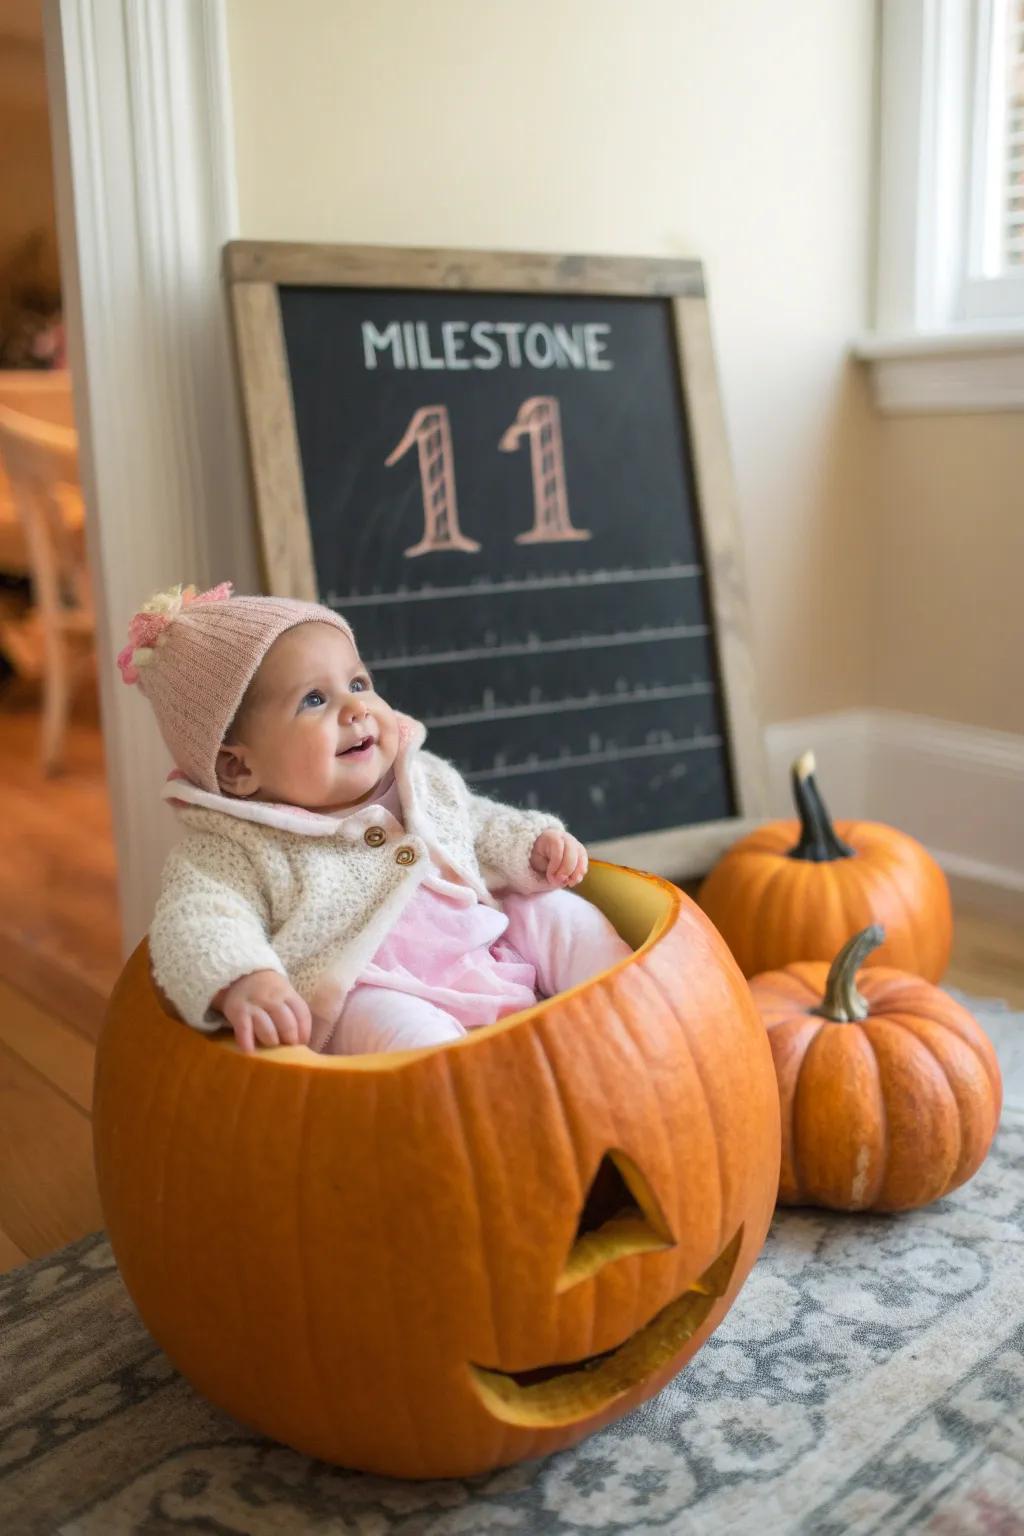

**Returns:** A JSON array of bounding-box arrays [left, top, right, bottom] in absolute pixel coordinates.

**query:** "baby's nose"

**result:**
[[340, 697, 367, 721]]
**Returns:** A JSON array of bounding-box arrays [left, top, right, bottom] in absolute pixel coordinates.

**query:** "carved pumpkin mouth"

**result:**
[[468, 1226, 743, 1427]]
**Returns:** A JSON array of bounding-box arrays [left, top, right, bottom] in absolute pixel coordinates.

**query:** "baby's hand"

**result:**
[[529, 829, 589, 888], [213, 970, 312, 1053]]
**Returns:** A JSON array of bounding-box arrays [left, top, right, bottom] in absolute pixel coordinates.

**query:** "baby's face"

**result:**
[[218, 623, 400, 811]]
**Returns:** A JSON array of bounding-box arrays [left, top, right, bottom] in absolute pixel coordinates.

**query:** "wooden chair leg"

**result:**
[[40, 623, 71, 775], [0, 412, 87, 773]]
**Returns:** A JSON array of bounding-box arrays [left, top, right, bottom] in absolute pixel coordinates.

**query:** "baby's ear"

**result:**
[[216, 742, 259, 798]]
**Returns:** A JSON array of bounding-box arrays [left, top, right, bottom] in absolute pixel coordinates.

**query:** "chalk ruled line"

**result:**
[[327, 563, 701, 608], [366, 622, 709, 670], [423, 680, 714, 729], [464, 733, 723, 782]]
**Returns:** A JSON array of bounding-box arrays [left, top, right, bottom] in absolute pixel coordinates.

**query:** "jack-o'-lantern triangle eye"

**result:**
[[557, 1149, 675, 1294]]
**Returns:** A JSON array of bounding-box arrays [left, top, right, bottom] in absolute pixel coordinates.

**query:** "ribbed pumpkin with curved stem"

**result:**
[[750, 925, 1002, 1213], [698, 751, 952, 980], [93, 862, 781, 1480]]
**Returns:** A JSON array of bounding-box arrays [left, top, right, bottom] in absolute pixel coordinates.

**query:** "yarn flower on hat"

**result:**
[[117, 580, 233, 684]]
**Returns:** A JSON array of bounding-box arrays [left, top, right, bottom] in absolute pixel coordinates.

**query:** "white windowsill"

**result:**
[[853, 324, 1024, 413]]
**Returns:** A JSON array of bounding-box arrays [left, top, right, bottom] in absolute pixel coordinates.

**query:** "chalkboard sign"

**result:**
[[225, 243, 767, 878]]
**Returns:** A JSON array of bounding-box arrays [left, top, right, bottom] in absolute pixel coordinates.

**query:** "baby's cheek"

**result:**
[[378, 720, 400, 767], [294, 734, 334, 786]]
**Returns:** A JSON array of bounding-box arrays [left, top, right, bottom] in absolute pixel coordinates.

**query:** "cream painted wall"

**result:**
[[875, 413, 1024, 735], [226, 0, 878, 726]]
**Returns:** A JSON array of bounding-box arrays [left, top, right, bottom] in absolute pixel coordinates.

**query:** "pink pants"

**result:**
[[332, 889, 632, 1054]]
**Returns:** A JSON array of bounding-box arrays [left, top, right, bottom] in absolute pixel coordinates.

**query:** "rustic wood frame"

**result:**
[[224, 241, 768, 877]]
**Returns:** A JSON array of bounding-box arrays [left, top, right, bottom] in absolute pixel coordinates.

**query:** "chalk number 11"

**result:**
[[385, 397, 591, 559]]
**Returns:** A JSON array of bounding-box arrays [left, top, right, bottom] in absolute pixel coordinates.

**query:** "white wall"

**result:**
[[226, 0, 879, 724]]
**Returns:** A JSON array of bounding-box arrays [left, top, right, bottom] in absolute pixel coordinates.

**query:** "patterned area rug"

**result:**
[[2, 992, 1023, 1535]]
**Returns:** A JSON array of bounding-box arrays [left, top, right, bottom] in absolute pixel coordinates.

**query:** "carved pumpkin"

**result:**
[[698, 751, 952, 980], [98, 866, 786, 1474], [750, 925, 1002, 1213], [93, 861, 781, 1480]]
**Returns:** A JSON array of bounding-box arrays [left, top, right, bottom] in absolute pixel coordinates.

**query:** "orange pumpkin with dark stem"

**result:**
[[93, 862, 781, 1480], [750, 925, 1002, 1213], [698, 751, 953, 980]]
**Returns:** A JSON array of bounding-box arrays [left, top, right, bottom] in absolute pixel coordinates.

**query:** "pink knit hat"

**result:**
[[117, 582, 355, 792]]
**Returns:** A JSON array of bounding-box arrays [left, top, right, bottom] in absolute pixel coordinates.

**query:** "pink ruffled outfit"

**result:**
[[359, 879, 539, 1028], [324, 771, 631, 1056]]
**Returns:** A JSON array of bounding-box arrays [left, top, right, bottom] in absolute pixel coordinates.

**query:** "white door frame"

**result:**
[[43, 0, 258, 953]]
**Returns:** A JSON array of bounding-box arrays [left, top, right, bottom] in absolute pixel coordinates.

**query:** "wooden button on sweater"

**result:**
[[364, 825, 387, 847], [395, 846, 416, 866]]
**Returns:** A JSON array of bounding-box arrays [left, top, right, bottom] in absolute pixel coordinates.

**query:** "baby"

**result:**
[[119, 582, 633, 1055]]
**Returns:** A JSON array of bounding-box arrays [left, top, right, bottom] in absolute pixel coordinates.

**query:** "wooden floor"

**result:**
[[0, 676, 119, 1274], [0, 680, 1022, 1277]]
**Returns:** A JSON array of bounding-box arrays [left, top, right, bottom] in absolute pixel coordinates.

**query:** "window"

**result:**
[[1001, 1, 1024, 265], [859, 0, 1024, 412], [963, 0, 1024, 316]]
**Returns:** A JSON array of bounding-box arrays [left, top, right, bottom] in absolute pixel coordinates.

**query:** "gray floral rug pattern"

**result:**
[[2, 992, 1023, 1535]]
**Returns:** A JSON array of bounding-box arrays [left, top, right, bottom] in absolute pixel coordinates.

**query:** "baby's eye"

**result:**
[[300, 689, 327, 710], [350, 675, 371, 693]]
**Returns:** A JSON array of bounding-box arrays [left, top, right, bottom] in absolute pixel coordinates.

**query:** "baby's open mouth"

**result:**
[[338, 736, 375, 757]]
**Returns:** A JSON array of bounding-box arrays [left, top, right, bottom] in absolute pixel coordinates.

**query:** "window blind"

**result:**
[[1005, 0, 1024, 266]]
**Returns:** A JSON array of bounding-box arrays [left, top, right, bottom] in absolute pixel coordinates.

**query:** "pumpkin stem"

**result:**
[[813, 925, 885, 1022], [788, 751, 855, 862]]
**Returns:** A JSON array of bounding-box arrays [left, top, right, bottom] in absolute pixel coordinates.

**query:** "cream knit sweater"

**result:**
[[149, 714, 563, 1048]]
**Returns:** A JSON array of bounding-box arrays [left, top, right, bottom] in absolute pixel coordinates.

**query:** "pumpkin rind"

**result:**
[[699, 818, 953, 980], [751, 959, 1002, 1214], [93, 862, 781, 1480], [698, 755, 953, 981]]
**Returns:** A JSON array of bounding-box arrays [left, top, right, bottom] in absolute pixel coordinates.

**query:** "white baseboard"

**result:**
[[766, 709, 1024, 894], [764, 710, 872, 821]]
